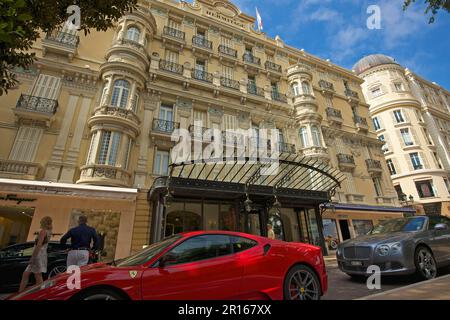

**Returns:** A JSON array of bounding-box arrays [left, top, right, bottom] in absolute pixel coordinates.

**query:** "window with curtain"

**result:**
[[311, 126, 322, 147], [154, 150, 170, 176], [299, 127, 309, 148], [302, 81, 311, 95], [111, 79, 130, 109], [98, 131, 122, 166], [126, 26, 140, 42]]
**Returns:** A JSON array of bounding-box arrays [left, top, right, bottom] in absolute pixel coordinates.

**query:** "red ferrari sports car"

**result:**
[[9, 231, 327, 300]]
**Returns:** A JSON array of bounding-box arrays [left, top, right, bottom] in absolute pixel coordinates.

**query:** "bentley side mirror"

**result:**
[[159, 253, 177, 268], [434, 223, 448, 231]]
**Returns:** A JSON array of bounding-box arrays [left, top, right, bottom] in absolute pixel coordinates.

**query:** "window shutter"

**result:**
[[392, 157, 401, 175], [420, 152, 430, 169], [405, 154, 414, 171], [86, 132, 100, 165], [32, 74, 61, 99], [396, 130, 405, 147], [410, 128, 420, 146], [165, 50, 179, 63], [223, 114, 237, 130], [193, 110, 207, 127], [9, 126, 43, 162]]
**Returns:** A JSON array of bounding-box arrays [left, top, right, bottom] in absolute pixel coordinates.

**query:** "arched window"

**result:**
[[111, 79, 130, 109], [126, 26, 140, 42], [302, 81, 311, 95], [299, 127, 309, 148], [292, 82, 300, 96], [311, 126, 322, 147]]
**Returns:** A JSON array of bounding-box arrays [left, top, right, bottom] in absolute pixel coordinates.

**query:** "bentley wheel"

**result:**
[[284, 265, 321, 300], [414, 246, 437, 280]]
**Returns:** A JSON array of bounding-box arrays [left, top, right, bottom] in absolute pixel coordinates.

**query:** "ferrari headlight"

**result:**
[[376, 244, 390, 256]]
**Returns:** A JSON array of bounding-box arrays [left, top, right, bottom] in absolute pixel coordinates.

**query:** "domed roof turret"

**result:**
[[353, 54, 399, 75]]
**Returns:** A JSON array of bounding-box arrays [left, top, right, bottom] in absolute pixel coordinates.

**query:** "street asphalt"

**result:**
[[1, 259, 449, 300]]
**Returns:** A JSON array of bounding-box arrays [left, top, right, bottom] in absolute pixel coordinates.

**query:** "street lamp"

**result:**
[[400, 193, 414, 206]]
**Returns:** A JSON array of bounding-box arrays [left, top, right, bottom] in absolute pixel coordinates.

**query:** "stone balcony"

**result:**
[[14, 94, 58, 126], [162, 26, 186, 49], [354, 115, 369, 132], [41, 29, 79, 61], [319, 80, 335, 93], [0, 159, 40, 180], [326, 107, 343, 126], [337, 153, 356, 171], [366, 159, 383, 176], [77, 164, 132, 187], [300, 146, 329, 160], [345, 88, 359, 101], [88, 105, 141, 136], [265, 61, 282, 74]]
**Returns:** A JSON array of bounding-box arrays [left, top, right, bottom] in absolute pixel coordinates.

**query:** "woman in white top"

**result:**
[[18, 216, 53, 293]]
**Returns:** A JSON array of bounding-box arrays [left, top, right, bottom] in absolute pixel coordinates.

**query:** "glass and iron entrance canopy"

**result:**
[[166, 153, 345, 196]]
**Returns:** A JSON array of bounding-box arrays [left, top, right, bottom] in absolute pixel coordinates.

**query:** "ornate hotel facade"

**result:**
[[354, 54, 450, 217], [0, 0, 409, 258]]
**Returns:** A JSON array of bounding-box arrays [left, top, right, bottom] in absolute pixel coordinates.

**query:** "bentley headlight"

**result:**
[[376, 244, 390, 256], [390, 242, 402, 254]]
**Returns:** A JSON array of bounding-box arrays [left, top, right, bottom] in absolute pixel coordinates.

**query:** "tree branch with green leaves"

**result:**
[[403, 0, 450, 23]]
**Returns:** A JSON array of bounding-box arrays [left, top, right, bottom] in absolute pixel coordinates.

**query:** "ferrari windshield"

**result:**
[[369, 217, 426, 235], [116, 235, 182, 267]]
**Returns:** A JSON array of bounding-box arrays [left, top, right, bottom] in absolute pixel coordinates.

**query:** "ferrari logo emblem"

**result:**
[[129, 270, 138, 279]]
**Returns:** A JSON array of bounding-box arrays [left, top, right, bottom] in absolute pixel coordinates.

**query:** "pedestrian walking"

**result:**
[[60, 215, 99, 267], [18, 216, 53, 293]]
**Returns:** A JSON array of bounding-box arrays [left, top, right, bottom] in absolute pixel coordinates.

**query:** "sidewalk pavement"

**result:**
[[357, 274, 450, 300]]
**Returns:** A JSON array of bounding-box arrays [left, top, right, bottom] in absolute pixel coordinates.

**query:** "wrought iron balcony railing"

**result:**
[[159, 60, 184, 75], [247, 84, 265, 97], [365, 159, 382, 170], [337, 153, 355, 165], [163, 26, 185, 41], [326, 107, 342, 119], [16, 94, 58, 114], [345, 88, 359, 99], [192, 69, 213, 83], [45, 30, 79, 47], [271, 91, 288, 103], [152, 119, 180, 134], [353, 115, 368, 126], [188, 125, 208, 139], [220, 77, 240, 90], [319, 80, 335, 91], [243, 53, 261, 65], [192, 35, 212, 50], [218, 45, 237, 58], [265, 61, 282, 73]]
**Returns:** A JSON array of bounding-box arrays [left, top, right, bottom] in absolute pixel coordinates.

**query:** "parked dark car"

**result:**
[[0, 241, 69, 292], [336, 216, 450, 280]]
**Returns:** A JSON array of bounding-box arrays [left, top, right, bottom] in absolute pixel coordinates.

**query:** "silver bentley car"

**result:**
[[336, 216, 450, 280]]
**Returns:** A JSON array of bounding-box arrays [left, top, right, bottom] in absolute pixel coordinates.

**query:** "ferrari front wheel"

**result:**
[[284, 265, 321, 300]]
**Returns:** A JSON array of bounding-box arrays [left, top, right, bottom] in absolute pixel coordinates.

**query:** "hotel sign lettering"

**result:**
[[205, 9, 246, 29], [0, 194, 36, 204]]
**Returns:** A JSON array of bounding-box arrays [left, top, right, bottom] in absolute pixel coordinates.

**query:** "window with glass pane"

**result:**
[[311, 126, 322, 147], [371, 87, 382, 97], [415, 180, 435, 198], [299, 127, 309, 148], [154, 150, 170, 176], [373, 117, 381, 130], [394, 185, 404, 200], [126, 27, 140, 42], [302, 81, 310, 95], [230, 236, 257, 253], [393, 110, 405, 123], [111, 80, 130, 109], [386, 159, 396, 175], [410, 152, 422, 170], [292, 83, 300, 96], [108, 132, 121, 166], [372, 177, 383, 197], [98, 131, 112, 165], [166, 235, 232, 265], [394, 83, 403, 91], [400, 128, 414, 146], [353, 220, 374, 237], [131, 93, 139, 113]]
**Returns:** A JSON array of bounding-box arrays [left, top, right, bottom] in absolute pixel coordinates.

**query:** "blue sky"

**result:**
[[200, 0, 450, 90]]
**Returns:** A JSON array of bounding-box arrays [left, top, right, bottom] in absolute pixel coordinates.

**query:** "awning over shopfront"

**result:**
[[150, 154, 346, 202]]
